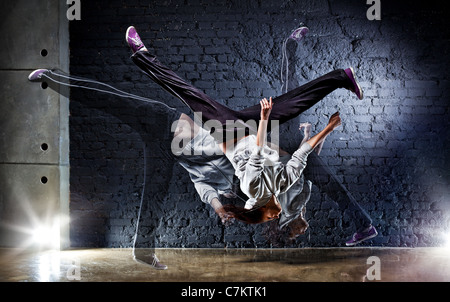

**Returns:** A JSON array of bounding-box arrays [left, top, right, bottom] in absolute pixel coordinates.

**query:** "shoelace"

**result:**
[[130, 36, 143, 47], [152, 254, 160, 267]]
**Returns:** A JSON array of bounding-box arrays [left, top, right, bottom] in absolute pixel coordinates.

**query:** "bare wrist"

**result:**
[[210, 198, 223, 211]]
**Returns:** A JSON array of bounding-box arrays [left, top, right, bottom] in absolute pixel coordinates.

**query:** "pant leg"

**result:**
[[132, 51, 352, 136], [133, 139, 177, 265], [132, 51, 241, 123], [303, 151, 372, 233], [239, 69, 352, 126]]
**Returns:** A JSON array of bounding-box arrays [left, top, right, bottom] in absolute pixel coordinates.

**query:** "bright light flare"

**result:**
[[2, 189, 68, 252], [6, 214, 64, 251], [442, 232, 450, 249], [31, 217, 60, 249]]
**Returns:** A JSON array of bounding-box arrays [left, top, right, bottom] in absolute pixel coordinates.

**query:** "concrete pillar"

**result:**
[[0, 0, 69, 249]]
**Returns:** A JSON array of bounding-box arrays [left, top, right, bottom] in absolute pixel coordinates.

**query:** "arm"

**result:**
[[256, 97, 272, 147], [299, 123, 312, 147], [210, 198, 234, 225], [279, 112, 341, 194], [237, 98, 273, 204], [305, 112, 341, 149], [314, 138, 326, 155], [193, 182, 234, 225], [193, 182, 220, 206], [299, 122, 327, 155]]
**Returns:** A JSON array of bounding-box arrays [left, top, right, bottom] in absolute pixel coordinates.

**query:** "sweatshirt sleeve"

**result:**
[[248, 146, 266, 174], [240, 145, 266, 197], [280, 142, 313, 194], [193, 182, 220, 205]]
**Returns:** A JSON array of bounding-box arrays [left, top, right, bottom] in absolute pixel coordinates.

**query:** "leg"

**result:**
[[132, 51, 355, 129], [132, 51, 241, 124], [127, 26, 362, 129], [133, 139, 177, 270], [127, 28, 364, 152], [239, 69, 354, 126], [132, 51, 259, 142]]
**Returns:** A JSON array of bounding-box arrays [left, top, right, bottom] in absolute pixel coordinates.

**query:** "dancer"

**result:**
[[126, 26, 363, 217], [172, 112, 237, 223], [26, 22, 374, 269], [174, 106, 339, 224]]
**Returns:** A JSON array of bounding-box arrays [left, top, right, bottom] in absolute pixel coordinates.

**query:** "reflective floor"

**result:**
[[1, 247, 450, 282]]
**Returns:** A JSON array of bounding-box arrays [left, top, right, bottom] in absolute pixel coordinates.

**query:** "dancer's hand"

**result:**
[[288, 207, 309, 239], [260, 97, 273, 120], [299, 122, 312, 147], [327, 112, 341, 130], [257, 97, 272, 147], [211, 198, 234, 225], [215, 207, 235, 226], [299, 123, 312, 139]]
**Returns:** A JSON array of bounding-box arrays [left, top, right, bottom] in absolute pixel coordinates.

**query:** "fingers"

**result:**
[[331, 111, 340, 118], [330, 111, 341, 121], [299, 122, 311, 130], [221, 212, 235, 226], [260, 98, 267, 109], [328, 111, 342, 129], [260, 97, 273, 109]]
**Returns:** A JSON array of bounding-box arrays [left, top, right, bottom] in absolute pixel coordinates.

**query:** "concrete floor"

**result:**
[[1, 247, 450, 282]]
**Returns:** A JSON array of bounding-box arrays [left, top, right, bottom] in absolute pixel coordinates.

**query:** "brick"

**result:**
[[216, 81, 242, 89]]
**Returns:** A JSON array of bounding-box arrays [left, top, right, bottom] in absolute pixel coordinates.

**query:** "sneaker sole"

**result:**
[[125, 26, 135, 48]]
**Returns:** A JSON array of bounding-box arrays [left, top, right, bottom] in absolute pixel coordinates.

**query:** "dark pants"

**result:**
[[304, 152, 372, 232], [131, 51, 353, 141]]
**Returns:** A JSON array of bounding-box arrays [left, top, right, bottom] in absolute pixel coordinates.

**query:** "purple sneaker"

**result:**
[[126, 26, 146, 53], [345, 225, 378, 246], [289, 26, 309, 41], [344, 67, 363, 100], [28, 69, 49, 81], [134, 252, 168, 270]]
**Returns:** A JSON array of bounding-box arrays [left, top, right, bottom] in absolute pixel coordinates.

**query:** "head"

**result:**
[[261, 206, 309, 247], [223, 195, 282, 224]]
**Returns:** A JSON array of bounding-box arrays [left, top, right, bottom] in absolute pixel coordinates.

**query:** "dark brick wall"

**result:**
[[68, 0, 450, 248]]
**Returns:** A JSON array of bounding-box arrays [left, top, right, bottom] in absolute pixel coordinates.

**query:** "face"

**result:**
[[260, 195, 282, 222]]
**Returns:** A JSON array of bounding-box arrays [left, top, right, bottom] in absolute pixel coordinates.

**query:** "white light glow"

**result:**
[[442, 232, 450, 249], [3, 192, 67, 252], [38, 251, 61, 282], [31, 217, 60, 250]]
